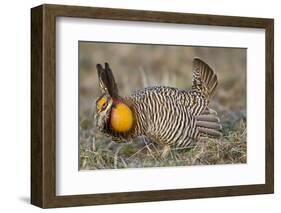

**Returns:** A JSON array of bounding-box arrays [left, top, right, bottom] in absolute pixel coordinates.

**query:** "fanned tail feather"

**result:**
[[192, 58, 218, 99]]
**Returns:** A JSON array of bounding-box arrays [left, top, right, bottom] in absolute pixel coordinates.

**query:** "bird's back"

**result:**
[[128, 86, 208, 148]]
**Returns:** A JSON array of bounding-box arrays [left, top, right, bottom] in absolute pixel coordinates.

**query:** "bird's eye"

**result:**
[[97, 96, 108, 111]]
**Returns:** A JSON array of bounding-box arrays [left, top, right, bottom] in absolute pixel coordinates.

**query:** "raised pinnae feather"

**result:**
[[104, 62, 119, 97], [96, 63, 119, 98], [96, 63, 108, 94]]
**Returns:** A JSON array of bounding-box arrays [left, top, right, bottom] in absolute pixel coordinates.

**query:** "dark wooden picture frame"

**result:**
[[31, 4, 274, 208]]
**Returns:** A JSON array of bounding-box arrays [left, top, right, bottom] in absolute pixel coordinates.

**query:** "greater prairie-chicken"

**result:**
[[95, 58, 222, 155]]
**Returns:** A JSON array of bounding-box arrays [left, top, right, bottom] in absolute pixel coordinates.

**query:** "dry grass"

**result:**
[[79, 43, 247, 170], [79, 112, 246, 170]]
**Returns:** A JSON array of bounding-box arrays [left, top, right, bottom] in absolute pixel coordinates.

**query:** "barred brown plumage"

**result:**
[[95, 58, 222, 156]]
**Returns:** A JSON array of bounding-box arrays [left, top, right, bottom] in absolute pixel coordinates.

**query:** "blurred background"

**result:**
[[79, 42, 247, 170]]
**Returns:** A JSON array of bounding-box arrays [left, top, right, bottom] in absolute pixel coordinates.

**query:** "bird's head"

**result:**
[[95, 63, 134, 134]]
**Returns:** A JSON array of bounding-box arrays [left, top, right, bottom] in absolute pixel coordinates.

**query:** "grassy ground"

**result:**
[[79, 110, 246, 170], [79, 43, 247, 170]]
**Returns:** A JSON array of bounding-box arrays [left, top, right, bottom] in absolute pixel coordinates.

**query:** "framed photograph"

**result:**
[[31, 4, 274, 208]]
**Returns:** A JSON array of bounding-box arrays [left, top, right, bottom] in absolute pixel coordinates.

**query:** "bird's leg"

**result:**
[[161, 145, 171, 159], [142, 136, 157, 160]]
